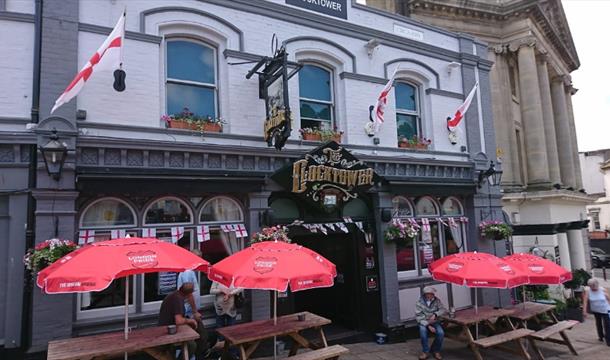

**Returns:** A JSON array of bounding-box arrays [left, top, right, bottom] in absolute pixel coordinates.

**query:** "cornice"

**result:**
[[507, 36, 536, 52]]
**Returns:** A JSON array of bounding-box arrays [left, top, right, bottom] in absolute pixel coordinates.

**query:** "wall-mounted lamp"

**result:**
[[365, 38, 381, 57], [447, 61, 461, 75], [40, 128, 68, 181], [477, 161, 502, 188]]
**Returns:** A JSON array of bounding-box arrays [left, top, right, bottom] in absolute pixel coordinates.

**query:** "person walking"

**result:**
[[583, 278, 610, 345], [415, 286, 446, 360]]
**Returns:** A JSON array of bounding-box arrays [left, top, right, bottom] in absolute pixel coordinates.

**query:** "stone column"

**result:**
[[488, 45, 520, 189], [536, 53, 561, 186], [511, 38, 551, 188], [565, 84, 584, 190], [248, 191, 271, 321], [556, 232, 572, 271], [567, 227, 587, 270], [551, 76, 576, 188]]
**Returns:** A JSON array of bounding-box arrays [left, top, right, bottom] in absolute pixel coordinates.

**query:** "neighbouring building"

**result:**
[[1, 0, 501, 355], [366, 0, 593, 272], [580, 149, 610, 251]]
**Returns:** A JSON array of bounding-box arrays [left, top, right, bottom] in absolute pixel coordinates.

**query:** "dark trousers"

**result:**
[[593, 312, 610, 345], [182, 320, 213, 360]]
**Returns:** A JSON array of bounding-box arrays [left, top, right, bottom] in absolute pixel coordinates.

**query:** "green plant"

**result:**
[[299, 127, 342, 140], [161, 107, 224, 127], [23, 239, 78, 273], [478, 220, 512, 239], [566, 296, 581, 309], [251, 226, 291, 244], [563, 269, 591, 290], [554, 299, 567, 314], [384, 219, 420, 247], [518, 285, 550, 301]]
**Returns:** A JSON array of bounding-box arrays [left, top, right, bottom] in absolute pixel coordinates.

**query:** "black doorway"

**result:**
[[291, 232, 359, 329]]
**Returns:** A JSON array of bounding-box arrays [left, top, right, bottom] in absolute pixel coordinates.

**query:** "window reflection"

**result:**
[[145, 198, 192, 224]]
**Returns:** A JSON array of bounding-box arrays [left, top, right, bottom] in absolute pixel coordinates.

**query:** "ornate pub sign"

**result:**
[[272, 141, 380, 208]]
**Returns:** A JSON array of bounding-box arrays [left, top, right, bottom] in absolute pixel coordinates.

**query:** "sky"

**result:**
[[562, 0, 610, 152]]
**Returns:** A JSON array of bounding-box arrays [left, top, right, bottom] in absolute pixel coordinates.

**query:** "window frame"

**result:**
[[79, 197, 137, 230], [164, 37, 219, 118], [298, 63, 335, 130], [198, 196, 245, 225], [143, 196, 194, 226], [394, 81, 422, 142]]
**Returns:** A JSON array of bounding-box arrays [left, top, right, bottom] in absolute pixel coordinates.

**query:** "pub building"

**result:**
[[0, 0, 502, 353]]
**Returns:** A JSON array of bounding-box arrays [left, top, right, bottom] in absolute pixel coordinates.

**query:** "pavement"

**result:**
[[255, 275, 610, 360]]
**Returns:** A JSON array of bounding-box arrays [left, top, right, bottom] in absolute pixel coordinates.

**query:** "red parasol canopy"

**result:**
[[429, 252, 528, 289], [37, 237, 209, 294], [207, 240, 337, 292], [503, 253, 572, 285]]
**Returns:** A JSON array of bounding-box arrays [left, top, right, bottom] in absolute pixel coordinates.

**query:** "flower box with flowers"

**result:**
[[300, 128, 343, 143], [384, 219, 420, 247], [479, 220, 513, 240], [398, 135, 431, 150], [162, 107, 224, 132], [23, 238, 78, 274], [251, 226, 291, 244]]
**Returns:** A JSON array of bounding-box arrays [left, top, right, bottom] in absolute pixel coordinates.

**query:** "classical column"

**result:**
[[556, 232, 572, 271], [512, 38, 551, 188], [551, 76, 576, 188], [567, 227, 587, 270], [565, 84, 584, 190], [488, 45, 520, 189], [536, 54, 562, 186]]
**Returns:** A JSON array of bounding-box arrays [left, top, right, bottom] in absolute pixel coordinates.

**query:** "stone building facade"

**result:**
[[366, 0, 592, 271], [580, 149, 610, 246], [1, 0, 500, 355]]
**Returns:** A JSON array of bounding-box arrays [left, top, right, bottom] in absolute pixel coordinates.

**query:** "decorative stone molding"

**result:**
[[508, 36, 537, 52], [489, 43, 507, 54]]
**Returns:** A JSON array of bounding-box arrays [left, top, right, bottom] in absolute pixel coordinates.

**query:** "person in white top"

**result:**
[[582, 278, 610, 345], [210, 281, 242, 334]]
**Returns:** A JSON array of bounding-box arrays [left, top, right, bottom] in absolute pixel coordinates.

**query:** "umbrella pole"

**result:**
[[475, 289, 478, 340], [273, 290, 277, 360], [124, 275, 129, 360]]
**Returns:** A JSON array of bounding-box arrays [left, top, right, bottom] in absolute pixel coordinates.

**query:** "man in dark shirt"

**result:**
[[159, 282, 209, 359]]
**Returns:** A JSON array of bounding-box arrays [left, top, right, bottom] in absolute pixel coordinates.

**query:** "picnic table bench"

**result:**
[[47, 324, 198, 360], [288, 345, 349, 360], [217, 311, 332, 360], [442, 306, 533, 360], [509, 301, 578, 359]]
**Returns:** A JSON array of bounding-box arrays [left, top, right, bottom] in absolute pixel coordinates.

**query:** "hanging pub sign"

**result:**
[[271, 141, 380, 208], [286, 0, 348, 19], [246, 40, 302, 150]]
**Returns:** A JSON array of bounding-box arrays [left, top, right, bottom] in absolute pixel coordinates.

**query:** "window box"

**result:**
[[302, 133, 322, 141], [168, 119, 199, 130], [202, 122, 222, 133]]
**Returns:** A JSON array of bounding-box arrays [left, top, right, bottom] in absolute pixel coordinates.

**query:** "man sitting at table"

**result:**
[[415, 286, 446, 360], [159, 282, 210, 360]]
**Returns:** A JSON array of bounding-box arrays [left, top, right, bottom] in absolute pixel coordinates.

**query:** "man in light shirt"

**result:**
[[177, 249, 203, 322]]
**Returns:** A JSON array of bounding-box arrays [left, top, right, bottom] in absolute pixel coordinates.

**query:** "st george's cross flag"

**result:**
[[447, 82, 478, 130], [371, 67, 399, 133], [51, 12, 126, 114]]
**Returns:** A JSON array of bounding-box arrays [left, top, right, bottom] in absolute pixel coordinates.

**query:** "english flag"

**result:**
[[51, 12, 126, 114], [447, 82, 478, 130], [371, 67, 399, 132]]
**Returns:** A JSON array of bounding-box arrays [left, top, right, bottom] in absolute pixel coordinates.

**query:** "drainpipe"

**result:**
[[22, 0, 43, 352]]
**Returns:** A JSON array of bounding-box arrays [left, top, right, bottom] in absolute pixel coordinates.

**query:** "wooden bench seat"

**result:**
[[473, 329, 534, 348], [529, 320, 578, 340], [288, 345, 349, 360]]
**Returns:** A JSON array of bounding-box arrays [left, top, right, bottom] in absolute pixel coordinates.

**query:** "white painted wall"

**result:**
[[579, 152, 606, 195], [6, 0, 35, 14]]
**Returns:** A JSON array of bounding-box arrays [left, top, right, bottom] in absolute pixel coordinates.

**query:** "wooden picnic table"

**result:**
[[47, 324, 199, 360], [441, 306, 534, 360], [509, 301, 579, 359], [217, 311, 331, 360]]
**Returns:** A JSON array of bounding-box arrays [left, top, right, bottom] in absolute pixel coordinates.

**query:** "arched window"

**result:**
[[166, 39, 217, 118], [415, 196, 439, 217], [80, 198, 136, 228], [391, 196, 413, 218], [299, 64, 334, 130], [200, 196, 244, 223], [144, 197, 193, 225], [395, 82, 420, 145], [441, 197, 463, 216]]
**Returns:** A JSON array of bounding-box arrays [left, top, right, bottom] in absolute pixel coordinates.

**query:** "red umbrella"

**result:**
[[208, 240, 336, 359], [37, 237, 209, 357], [38, 237, 209, 293], [503, 253, 572, 285], [430, 252, 528, 289], [208, 240, 336, 292]]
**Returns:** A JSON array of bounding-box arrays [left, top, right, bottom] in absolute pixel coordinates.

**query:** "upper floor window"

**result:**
[[299, 64, 333, 130], [144, 197, 192, 225], [166, 40, 217, 118], [395, 82, 420, 144], [80, 198, 136, 228]]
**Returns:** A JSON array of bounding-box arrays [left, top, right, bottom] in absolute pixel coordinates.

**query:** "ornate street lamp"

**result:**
[[40, 129, 68, 180], [477, 161, 503, 188]]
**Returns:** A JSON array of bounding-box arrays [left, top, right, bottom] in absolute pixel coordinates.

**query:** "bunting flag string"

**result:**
[[337, 223, 349, 233], [325, 223, 336, 231], [110, 229, 126, 239], [448, 217, 458, 228], [460, 216, 469, 223], [317, 224, 328, 235], [355, 221, 365, 233], [235, 224, 248, 238], [78, 230, 95, 245], [343, 217, 353, 223], [421, 218, 431, 232], [142, 228, 156, 238], [436, 218, 448, 227], [220, 225, 233, 233], [196, 225, 210, 243], [170, 226, 184, 244]]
